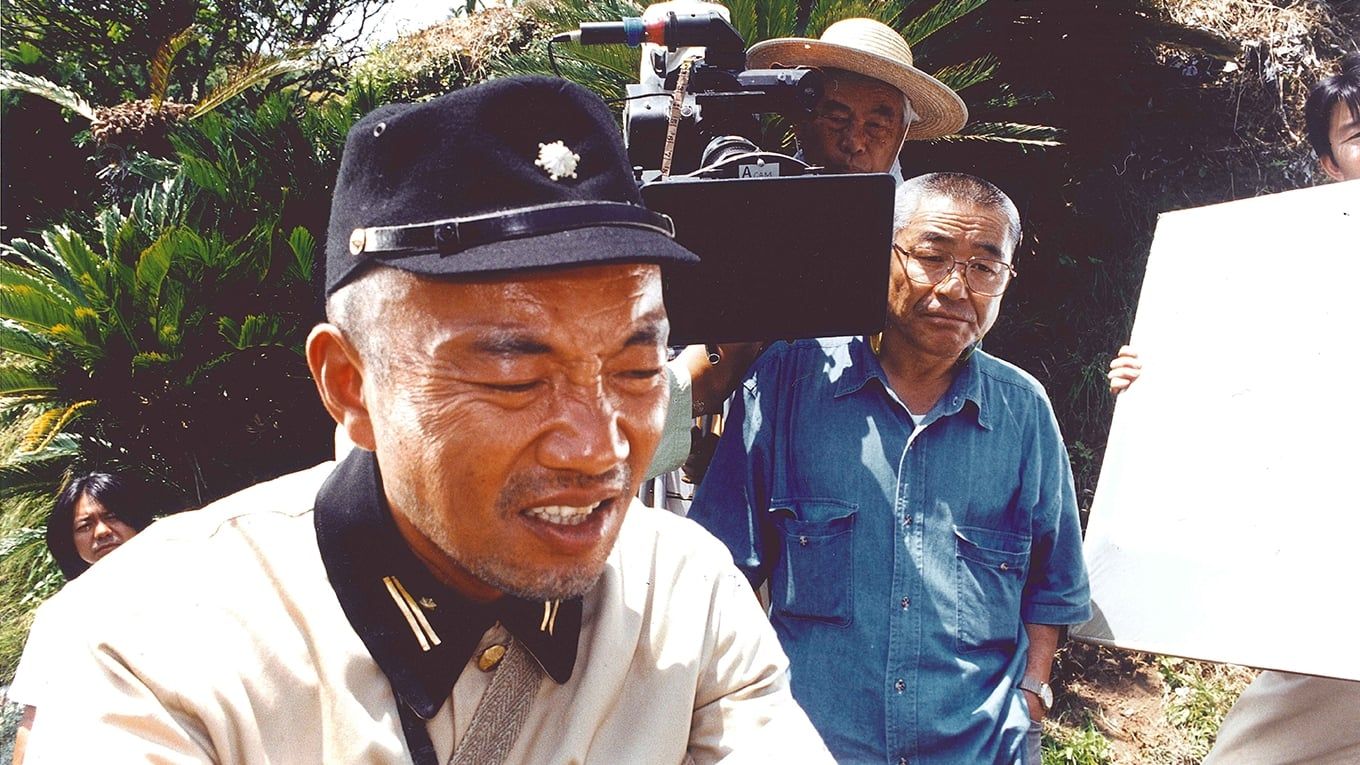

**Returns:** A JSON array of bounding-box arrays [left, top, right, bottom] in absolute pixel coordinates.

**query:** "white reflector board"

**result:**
[[1072, 180, 1360, 680]]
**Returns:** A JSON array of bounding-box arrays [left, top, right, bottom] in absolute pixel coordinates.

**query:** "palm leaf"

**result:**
[[19, 400, 94, 454], [156, 280, 186, 349], [149, 26, 198, 108], [191, 52, 316, 119], [0, 69, 96, 121], [0, 258, 76, 307], [131, 352, 174, 368], [98, 209, 137, 277], [938, 121, 1064, 148], [0, 438, 79, 501], [180, 156, 229, 199], [726, 0, 799, 44], [41, 228, 104, 293], [805, 0, 895, 38], [1, 240, 85, 304], [900, 0, 989, 46], [0, 275, 77, 331], [285, 227, 316, 284], [0, 368, 56, 397], [932, 55, 998, 93], [217, 314, 288, 350], [0, 320, 55, 361], [130, 177, 191, 233], [134, 229, 177, 313]]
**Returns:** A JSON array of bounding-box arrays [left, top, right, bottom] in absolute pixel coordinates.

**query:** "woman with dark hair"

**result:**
[[10, 472, 156, 764]]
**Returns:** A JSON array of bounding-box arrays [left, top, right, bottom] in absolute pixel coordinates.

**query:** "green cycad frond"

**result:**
[[803, 0, 896, 38], [156, 281, 186, 349], [932, 55, 998, 93], [135, 230, 177, 314], [0, 436, 79, 501], [900, 0, 989, 46], [19, 400, 94, 454], [0, 271, 78, 333], [725, 0, 799, 43], [0, 69, 96, 121], [939, 121, 1064, 148], [285, 228, 316, 285], [150, 26, 199, 108], [0, 368, 57, 398], [99, 210, 137, 274], [191, 50, 315, 119], [0, 320, 56, 362], [129, 176, 192, 233], [3, 239, 85, 304], [217, 314, 288, 350], [40, 228, 105, 297]]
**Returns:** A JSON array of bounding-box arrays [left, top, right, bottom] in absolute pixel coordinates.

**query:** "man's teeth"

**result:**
[[525, 502, 602, 526]]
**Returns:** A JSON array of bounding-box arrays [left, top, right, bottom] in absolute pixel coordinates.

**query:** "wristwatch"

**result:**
[[1018, 677, 1053, 712]]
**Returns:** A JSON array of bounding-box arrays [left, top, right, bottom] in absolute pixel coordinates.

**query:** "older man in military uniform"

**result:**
[[23, 76, 830, 765]]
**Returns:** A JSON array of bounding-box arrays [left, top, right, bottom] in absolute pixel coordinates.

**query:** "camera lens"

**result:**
[[700, 135, 759, 168]]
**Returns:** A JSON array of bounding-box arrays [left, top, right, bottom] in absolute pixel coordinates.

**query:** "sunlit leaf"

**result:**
[[0, 69, 96, 121], [19, 400, 94, 454], [149, 26, 198, 107]]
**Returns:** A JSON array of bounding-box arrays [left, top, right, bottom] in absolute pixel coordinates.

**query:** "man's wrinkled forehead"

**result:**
[[907, 192, 1017, 257], [820, 68, 912, 121]]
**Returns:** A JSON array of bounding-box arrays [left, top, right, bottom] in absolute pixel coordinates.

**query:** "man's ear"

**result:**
[[307, 323, 376, 451], [1320, 154, 1346, 182]]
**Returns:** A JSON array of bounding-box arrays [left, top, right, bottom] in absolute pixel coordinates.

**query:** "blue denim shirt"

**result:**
[[689, 337, 1091, 765]]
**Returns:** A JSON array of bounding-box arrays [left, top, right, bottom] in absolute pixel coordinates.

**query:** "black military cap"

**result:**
[[325, 75, 697, 295]]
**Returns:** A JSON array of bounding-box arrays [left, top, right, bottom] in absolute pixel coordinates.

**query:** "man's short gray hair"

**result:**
[[893, 173, 1022, 256], [324, 267, 422, 377]]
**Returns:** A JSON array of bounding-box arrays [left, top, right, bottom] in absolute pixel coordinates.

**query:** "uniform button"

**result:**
[[900, 596, 910, 610], [477, 644, 507, 672], [894, 678, 906, 693]]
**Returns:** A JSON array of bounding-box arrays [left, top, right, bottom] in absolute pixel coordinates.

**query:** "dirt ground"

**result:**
[[1048, 641, 1257, 764]]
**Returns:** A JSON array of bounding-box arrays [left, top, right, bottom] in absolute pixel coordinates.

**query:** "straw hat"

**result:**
[[746, 18, 968, 141]]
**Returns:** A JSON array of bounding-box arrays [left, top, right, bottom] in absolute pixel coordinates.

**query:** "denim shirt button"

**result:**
[[894, 678, 905, 693], [899, 758, 908, 765], [902, 515, 912, 526], [798, 535, 808, 547], [900, 596, 910, 610]]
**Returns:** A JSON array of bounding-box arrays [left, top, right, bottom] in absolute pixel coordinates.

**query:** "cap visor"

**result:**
[[367, 224, 699, 281]]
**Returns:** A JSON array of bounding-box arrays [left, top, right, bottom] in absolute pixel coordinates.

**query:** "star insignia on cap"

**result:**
[[535, 141, 580, 181]]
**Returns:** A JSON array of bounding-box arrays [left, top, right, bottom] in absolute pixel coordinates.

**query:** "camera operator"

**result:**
[[649, 17, 968, 483]]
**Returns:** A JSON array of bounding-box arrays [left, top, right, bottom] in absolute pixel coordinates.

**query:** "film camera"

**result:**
[[560, 0, 895, 344]]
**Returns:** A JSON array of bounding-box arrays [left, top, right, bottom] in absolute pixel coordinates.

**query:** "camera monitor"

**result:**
[[643, 173, 895, 346]]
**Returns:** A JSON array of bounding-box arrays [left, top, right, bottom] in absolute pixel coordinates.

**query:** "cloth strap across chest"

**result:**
[[400, 638, 545, 765]]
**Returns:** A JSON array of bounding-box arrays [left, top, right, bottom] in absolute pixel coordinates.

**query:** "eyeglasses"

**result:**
[[893, 244, 1017, 297]]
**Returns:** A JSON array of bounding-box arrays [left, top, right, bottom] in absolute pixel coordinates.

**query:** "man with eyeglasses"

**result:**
[[647, 18, 968, 484], [689, 173, 1091, 765]]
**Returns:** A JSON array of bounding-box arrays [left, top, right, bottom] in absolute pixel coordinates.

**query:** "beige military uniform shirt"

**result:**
[[25, 454, 830, 764]]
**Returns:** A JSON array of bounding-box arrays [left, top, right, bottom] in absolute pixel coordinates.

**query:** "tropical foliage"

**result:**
[[0, 81, 377, 685]]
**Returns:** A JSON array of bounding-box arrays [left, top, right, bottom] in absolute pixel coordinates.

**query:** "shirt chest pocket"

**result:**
[[768, 499, 857, 627], [954, 524, 1029, 654]]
